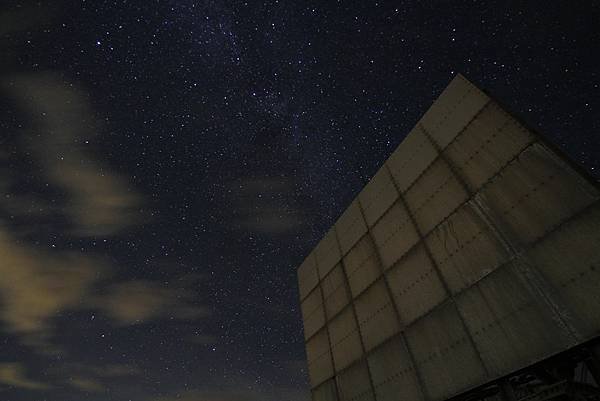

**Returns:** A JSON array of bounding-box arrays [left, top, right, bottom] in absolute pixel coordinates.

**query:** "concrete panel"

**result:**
[[306, 328, 334, 388], [405, 158, 469, 235], [528, 201, 600, 340], [358, 166, 399, 227], [454, 284, 519, 379], [480, 143, 599, 246], [343, 235, 382, 297], [354, 279, 400, 351], [368, 336, 423, 401], [298, 74, 600, 401], [457, 262, 575, 379], [405, 302, 487, 401], [386, 125, 438, 193], [336, 200, 368, 255], [336, 361, 375, 401], [445, 102, 535, 191], [302, 287, 326, 340], [313, 379, 338, 401], [371, 200, 420, 270], [386, 244, 448, 326], [420, 74, 490, 149], [426, 202, 511, 293], [329, 306, 363, 371], [298, 253, 320, 301], [322, 264, 351, 319], [316, 228, 342, 278]]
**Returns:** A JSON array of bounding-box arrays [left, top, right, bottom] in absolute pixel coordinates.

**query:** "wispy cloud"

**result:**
[[0, 73, 208, 356], [0, 231, 103, 345], [0, 363, 50, 391], [50, 362, 140, 378], [0, 10, 236, 399], [0, 235, 208, 351], [3, 73, 141, 237], [67, 376, 104, 393], [96, 280, 210, 325]]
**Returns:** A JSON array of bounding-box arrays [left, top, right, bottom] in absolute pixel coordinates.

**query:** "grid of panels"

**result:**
[[298, 74, 600, 401]]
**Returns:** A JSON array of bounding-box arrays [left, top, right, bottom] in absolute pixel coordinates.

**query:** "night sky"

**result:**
[[0, 1, 599, 400]]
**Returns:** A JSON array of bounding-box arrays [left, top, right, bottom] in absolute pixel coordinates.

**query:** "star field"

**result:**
[[0, 1, 599, 400]]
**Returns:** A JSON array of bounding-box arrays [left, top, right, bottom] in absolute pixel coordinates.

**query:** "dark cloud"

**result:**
[[231, 177, 307, 235], [0, 2, 60, 36], [150, 385, 309, 401], [187, 334, 218, 346]]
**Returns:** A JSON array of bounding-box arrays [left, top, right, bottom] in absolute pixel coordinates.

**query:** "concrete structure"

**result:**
[[297, 74, 600, 401]]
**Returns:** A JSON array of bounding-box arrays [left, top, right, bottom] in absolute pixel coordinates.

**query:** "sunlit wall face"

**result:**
[[298, 75, 600, 401]]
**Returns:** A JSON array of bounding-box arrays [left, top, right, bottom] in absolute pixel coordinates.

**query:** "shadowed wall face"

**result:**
[[298, 75, 600, 401]]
